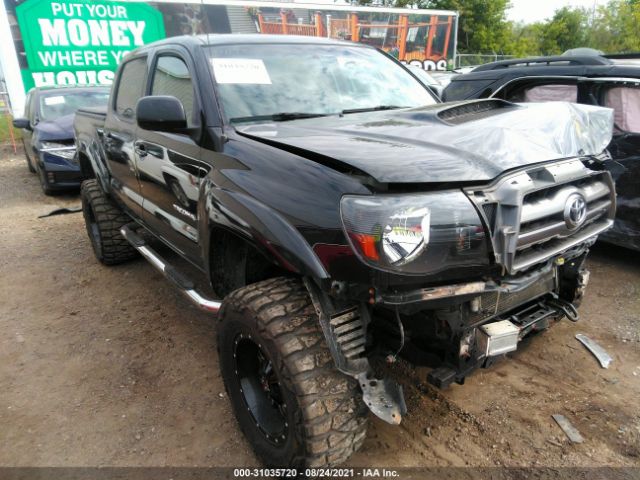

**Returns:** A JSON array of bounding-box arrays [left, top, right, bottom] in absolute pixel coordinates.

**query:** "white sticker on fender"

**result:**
[[211, 58, 272, 85]]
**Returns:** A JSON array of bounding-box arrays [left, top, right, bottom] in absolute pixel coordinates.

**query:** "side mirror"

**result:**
[[136, 96, 187, 133], [12, 117, 31, 130]]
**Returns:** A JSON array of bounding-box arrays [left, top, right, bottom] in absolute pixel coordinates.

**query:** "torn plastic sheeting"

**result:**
[[442, 102, 614, 166]]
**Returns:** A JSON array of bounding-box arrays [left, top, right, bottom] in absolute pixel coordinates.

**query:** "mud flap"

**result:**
[[357, 373, 406, 425], [304, 278, 407, 425]]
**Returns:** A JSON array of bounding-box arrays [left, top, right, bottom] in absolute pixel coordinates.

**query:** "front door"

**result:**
[[136, 51, 207, 266]]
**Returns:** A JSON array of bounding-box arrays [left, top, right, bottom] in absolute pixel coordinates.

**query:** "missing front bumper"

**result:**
[[427, 293, 578, 389]]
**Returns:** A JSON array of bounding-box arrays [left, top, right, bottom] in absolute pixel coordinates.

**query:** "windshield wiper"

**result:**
[[341, 105, 410, 115], [231, 112, 332, 124]]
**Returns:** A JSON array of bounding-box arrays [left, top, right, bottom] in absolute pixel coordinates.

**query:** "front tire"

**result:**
[[24, 147, 36, 173], [81, 179, 138, 265], [218, 277, 368, 468], [36, 162, 55, 195]]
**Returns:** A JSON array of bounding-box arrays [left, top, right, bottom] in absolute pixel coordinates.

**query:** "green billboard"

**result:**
[[16, 0, 166, 90]]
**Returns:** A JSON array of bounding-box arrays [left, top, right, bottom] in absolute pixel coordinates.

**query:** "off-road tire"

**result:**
[[218, 277, 368, 468], [81, 179, 138, 265]]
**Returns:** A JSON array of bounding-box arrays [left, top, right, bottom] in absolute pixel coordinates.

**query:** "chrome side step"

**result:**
[[119, 225, 222, 314]]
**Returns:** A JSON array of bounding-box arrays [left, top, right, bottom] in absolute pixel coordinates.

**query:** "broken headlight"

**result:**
[[340, 191, 490, 275]]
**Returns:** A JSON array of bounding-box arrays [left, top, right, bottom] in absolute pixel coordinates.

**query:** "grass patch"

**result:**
[[0, 114, 23, 145]]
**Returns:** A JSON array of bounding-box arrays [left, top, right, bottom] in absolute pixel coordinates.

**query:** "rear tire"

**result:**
[[81, 179, 138, 265], [217, 277, 368, 468]]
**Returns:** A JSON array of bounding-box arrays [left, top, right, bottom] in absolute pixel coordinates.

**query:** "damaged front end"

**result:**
[[304, 102, 616, 425]]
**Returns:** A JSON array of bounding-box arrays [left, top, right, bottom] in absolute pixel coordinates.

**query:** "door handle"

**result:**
[[105, 131, 127, 142], [134, 142, 147, 157], [135, 141, 163, 158]]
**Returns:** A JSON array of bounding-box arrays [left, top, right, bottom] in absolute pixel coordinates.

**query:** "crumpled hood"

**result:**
[[34, 113, 75, 141], [236, 101, 613, 184]]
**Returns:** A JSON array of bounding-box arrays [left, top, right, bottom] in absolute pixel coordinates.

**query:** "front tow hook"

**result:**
[[548, 296, 579, 322]]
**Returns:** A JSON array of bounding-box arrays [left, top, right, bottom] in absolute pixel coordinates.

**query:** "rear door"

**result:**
[[135, 47, 206, 266], [584, 79, 640, 248], [103, 55, 149, 216]]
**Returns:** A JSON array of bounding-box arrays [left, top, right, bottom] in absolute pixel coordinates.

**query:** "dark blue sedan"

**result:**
[[13, 86, 110, 195]]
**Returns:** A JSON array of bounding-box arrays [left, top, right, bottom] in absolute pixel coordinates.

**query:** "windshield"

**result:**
[[39, 91, 109, 121], [207, 43, 437, 122]]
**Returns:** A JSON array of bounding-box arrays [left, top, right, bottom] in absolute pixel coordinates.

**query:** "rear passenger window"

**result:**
[[151, 56, 196, 127], [604, 86, 640, 133], [115, 57, 148, 118], [523, 84, 577, 102], [507, 84, 578, 103]]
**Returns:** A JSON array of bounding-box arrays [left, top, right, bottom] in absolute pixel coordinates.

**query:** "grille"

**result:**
[[518, 175, 611, 250], [467, 159, 615, 274]]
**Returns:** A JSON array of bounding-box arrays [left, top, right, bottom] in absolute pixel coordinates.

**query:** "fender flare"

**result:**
[[76, 134, 110, 192], [200, 182, 329, 284]]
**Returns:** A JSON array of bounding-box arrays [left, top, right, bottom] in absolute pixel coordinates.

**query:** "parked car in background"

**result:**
[[13, 85, 110, 195], [442, 54, 640, 251]]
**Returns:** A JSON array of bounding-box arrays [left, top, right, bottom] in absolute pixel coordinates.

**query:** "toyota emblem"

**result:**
[[564, 193, 587, 230]]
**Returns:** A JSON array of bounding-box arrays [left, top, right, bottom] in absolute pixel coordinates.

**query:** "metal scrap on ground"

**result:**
[[552, 414, 585, 444], [575, 333, 613, 368]]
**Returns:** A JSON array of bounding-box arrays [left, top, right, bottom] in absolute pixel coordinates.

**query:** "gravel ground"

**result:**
[[1, 151, 639, 472]]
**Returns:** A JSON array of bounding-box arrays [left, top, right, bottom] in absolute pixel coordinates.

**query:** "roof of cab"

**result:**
[[132, 33, 364, 54]]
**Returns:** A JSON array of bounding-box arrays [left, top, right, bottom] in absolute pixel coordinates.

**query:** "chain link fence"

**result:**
[[454, 53, 515, 69]]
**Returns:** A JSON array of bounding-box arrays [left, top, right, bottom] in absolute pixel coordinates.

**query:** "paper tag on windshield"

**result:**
[[44, 96, 65, 105], [211, 58, 272, 85]]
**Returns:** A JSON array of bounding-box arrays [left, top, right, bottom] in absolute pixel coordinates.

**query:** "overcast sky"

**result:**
[[506, 0, 609, 23]]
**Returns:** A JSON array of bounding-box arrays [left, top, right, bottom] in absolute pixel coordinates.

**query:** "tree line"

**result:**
[[360, 0, 640, 57]]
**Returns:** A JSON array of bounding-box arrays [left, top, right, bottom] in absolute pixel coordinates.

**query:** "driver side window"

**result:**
[[151, 55, 196, 127]]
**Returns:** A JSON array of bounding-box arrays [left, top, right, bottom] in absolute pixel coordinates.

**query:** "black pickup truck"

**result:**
[[74, 35, 616, 468]]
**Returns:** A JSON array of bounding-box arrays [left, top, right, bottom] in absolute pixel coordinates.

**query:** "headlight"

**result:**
[[340, 191, 489, 275], [40, 141, 76, 160]]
